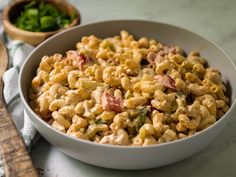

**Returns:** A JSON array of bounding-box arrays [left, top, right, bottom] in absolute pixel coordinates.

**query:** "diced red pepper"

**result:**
[[155, 75, 177, 90], [66, 50, 91, 70], [102, 91, 123, 113], [146, 51, 163, 64]]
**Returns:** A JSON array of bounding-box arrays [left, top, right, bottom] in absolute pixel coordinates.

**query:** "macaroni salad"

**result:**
[[29, 30, 230, 146]]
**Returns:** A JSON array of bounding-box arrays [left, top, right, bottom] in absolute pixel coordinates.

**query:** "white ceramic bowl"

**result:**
[[19, 20, 236, 170]]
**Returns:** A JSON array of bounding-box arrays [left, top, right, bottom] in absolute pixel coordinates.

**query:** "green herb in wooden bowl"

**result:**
[[2, 0, 80, 46], [14, 1, 75, 32]]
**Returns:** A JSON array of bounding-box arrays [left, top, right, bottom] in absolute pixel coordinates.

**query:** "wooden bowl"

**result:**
[[2, 0, 80, 46]]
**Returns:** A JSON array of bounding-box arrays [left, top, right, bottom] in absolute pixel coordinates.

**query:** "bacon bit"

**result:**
[[147, 52, 156, 64], [146, 45, 180, 64], [169, 46, 178, 54], [163, 45, 178, 55], [155, 75, 177, 90], [66, 50, 91, 70], [102, 91, 123, 113], [78, 53, 88, 68], [146, 51, 164, 64], [154, 45, 181, 57]]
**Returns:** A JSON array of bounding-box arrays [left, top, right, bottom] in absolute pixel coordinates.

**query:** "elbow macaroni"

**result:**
[[29, 30, 230, 146]]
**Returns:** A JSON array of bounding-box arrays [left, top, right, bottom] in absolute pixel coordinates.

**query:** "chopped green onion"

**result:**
[[13, 1, 73, 32], [40, 16, 56, 30], [95, 118, 106, 125]]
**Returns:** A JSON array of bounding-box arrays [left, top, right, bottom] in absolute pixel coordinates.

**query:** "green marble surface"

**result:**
[[29, 0, 236, 176]]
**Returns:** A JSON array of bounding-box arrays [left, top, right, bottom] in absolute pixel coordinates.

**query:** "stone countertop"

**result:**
[[30, 0, 236, 176]]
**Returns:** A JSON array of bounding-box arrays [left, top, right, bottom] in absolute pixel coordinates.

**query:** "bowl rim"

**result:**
[[2, 0, 81, 36], [19, 19, 236, 149]]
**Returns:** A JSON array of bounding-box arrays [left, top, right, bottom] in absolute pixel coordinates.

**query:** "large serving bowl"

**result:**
[[19, 20, 236, 170]]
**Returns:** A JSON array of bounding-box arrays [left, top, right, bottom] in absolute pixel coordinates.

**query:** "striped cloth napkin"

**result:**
[[0, 8, 40, 176]]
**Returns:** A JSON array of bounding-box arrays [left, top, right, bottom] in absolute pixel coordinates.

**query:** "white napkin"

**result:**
[[4, 40, 38, 142], [0, 35, 40, 176]]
